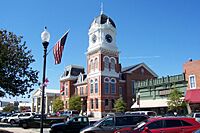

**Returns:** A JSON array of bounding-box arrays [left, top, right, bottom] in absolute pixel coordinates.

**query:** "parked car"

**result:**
[[50, 116, 89, 133], [80, 114, 149, 133], [193, 128, 200, 133], [114, 117, 200, 133], [19, 114, 65, 128], [60, 110, 79, 118], [8, 112, 36, 125], [1, 113, 13, 123], [125, 111, 157, 117], [190, 113, 200, 122]]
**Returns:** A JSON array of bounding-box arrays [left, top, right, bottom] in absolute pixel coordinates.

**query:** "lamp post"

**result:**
[[137, 92, 140, 111], [40, 27, 50, 133]]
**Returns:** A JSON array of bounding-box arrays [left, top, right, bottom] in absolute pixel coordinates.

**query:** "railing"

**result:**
[[134, 73, 185, 88]]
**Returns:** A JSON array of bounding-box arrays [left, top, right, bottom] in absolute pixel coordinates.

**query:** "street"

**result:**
[[0, 123, 50, 133]]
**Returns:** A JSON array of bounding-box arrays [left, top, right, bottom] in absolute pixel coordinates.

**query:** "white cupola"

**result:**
[[87, 12, 118, 54]]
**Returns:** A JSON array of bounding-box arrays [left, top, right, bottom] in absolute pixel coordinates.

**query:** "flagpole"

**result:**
[[46, 29, 70, 56]]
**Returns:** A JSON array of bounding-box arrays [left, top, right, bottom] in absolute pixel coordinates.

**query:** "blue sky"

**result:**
[[1, 0, 200, 101]]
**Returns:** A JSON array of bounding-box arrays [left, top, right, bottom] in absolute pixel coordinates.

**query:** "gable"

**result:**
[[122, 63, 158, 78]]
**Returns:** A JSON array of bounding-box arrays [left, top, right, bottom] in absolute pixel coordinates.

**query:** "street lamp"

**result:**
[[40, 27, 50, 133], [137, 92, 140, 111]]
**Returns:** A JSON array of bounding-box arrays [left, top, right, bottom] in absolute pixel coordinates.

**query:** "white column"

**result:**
[[45, 96, 48, 114], [35, 98, 38, 113], [31, 97, 34, 112]]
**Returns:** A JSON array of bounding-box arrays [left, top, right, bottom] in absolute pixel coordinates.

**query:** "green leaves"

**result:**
[[52, 97, 64, 113], [167, 88, 185, 112], [69, 96, 81, 112], [114, 97, 126, 113], [0, 29, 39, 97]]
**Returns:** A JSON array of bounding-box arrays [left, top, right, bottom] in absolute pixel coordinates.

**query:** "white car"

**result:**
[[1, 113, 13, 123], [191, 112, 200, 122], [8, 112, 35, 125]]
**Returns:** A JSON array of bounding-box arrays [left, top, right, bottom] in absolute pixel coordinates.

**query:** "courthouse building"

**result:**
[[59, 12, 158, 118]]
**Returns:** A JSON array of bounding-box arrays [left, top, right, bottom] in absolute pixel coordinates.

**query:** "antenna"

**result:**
[[100, 2, 103, 14]]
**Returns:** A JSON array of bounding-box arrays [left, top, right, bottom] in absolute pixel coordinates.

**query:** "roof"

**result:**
[[32, 88, 60, 97], [91, 13, 116, 28], [122, 63, 158, 78]]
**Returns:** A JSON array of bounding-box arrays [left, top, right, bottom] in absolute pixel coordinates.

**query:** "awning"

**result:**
[[185, 89, 200, 104], [131, 99, 168, 109]]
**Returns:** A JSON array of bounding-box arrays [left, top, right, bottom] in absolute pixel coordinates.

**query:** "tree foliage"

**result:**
[[52, 97, 64, 113], [69, 95, 81, 112], [114, 97, 126, 112], [167, 88, 185, 112], [3, 103, 15, 112], [0, 29, 38, 97]]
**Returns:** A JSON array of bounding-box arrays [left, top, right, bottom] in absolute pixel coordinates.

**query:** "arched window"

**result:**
[[104, 56, 109, 69], [90, 59, 94, 72], [90, 80, 94, 93], [111, 78, 116, 94], [94, 58, 98, 70], [110, 58, 116, 70], [95, 79, 98, 93], [104, 78, 110, 94]]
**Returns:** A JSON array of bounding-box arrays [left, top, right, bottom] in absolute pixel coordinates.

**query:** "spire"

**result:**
[[100, 2, 103, 14]]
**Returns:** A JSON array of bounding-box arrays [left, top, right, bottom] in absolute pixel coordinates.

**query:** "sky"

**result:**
[[0, 0, 200, 101]]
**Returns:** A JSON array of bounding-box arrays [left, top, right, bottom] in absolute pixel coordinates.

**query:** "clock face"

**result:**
[[105, 34, 112, 43], [92, 34, 97, 43]]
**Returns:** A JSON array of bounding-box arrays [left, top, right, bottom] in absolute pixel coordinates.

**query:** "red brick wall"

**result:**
[[183, 60, 200, 89], [124, 66, 156, 110]]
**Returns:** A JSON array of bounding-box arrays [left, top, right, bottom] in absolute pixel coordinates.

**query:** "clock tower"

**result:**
[[86, 12, 120, 118]]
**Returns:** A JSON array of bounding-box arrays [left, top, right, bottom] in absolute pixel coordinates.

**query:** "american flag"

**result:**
[[53, 30, 69, 64]]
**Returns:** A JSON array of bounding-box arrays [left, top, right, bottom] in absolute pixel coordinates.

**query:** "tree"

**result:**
[[167, 88, 186, 113], [69, 95, 81, 112], [114, 97, 126, 112], [0, 29, 39, 97], [3, 103, 15, 112], [52, 97, 64, 113]]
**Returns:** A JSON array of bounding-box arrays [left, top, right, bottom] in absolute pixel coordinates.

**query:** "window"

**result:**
[[110, 58, 115, 70], [147, 120, 163, 129], [132, 80, 135, 95], [104, 57, 109, 69], [91, 99, 94, 109], [189, 75, 196, 89], [104, 78, 110, 94], [111, 79, 116, 94], [101, 117, 114, 127], [80, 87, 84, 95], [90, 59, 94, 71], [94, 58, 98, 70], [90, 80, 94, 93], [95, 98, 98, 109], [119, 87, 122, 95], [111, 99, 115, 108], [105, 99, 109, 106], [165, 120, 182, 128], [75, 88, 78, 95], [66, 87, 68, 96], [181, 120, 192, 126], [95, 79, 98, 93]]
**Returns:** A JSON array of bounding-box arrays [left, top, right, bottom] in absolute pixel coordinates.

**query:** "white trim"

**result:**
[[189, 75, 196, 89], [110, 57, 116, 64], [103, 56, 110, 62], [110, 78, 116, 83], [125, 63, 158, 77], [104, 77, 110, 82]]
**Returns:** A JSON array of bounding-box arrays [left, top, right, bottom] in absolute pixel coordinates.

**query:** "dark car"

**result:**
[[114, 117, 200, 133], [50, 116, 89, 133], [19, 114, 65, 128], [80, 114, 149, 133]]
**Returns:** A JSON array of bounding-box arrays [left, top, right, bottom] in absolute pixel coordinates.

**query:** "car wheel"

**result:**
[[22, 123, 28, 129], [10, 120, 15, 125], [4, 119, 8, 123]]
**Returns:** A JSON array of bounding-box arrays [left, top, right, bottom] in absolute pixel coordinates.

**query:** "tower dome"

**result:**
[[90, 13, 116, 28]]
